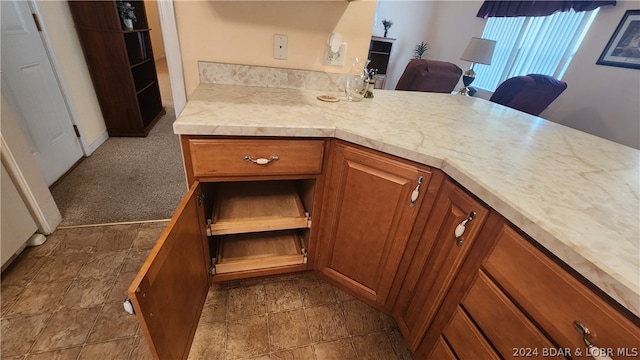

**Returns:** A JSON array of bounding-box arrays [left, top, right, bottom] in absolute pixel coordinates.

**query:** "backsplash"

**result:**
[[199, 62, 347, 92]]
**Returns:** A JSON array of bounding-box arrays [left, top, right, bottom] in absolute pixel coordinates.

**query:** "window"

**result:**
[[473, 9, 599, 92]]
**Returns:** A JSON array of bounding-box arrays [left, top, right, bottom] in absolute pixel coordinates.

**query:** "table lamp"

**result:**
[[458, 37, 496, 96]]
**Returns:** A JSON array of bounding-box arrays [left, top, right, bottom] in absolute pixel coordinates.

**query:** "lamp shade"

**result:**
[[460, 37, 496, 65]]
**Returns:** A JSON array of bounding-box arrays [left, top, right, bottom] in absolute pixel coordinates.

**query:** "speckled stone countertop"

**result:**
[[174, 83, 640, 317]]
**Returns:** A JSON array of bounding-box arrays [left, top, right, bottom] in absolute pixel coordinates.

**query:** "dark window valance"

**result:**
[[476, 1, 616, 18]]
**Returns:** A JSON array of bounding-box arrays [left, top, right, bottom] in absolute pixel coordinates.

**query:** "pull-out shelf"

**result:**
[[208, 181, 312, 275]]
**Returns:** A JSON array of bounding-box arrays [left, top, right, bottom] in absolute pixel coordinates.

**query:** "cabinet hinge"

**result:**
[[72, 125, 81, 138], [197, 193, 205, 205], [209, 260, 216, 275], [31, 13, 42, 32], [206, 219, 212, 236], [305, 212, 312, 228]]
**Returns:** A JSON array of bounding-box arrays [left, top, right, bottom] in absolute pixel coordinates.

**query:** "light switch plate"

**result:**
[[274, 34, 288, 60]]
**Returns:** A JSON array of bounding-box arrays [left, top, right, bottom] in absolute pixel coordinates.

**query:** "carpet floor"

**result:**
[[51, 107, 187, 226]]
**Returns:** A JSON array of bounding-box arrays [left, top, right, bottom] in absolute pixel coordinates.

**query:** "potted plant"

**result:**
[[413, 41, 430, 59], [117, 1, 137, 29], [382, 19, 393, 38]]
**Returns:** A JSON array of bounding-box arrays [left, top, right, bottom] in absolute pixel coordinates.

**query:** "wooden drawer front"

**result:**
[[462, 271, 556, 358], [428, 337, 457, 360], [483, 226, 640, 354], [443, 307, 499, 360], [187, 139, 325, 178]]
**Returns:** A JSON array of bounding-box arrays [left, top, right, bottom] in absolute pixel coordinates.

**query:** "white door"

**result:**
[[1, 0, 84, 186]]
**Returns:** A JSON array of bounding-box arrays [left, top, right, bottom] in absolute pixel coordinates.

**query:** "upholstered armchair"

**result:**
[[489, 74, 567, 116], [395, 60, 463, 93]]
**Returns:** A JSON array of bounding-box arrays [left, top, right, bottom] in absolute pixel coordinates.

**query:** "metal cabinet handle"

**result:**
[[244, 155, 279, 165], [455, 211, 476, 247], [409, 176, 424, 208], [573, 321, 613, 360]]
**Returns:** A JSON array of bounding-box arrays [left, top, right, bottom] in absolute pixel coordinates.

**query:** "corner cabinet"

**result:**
[[128, 136, 327, 359], [68, 1, 165, 137], [314, 141, 442, 309]]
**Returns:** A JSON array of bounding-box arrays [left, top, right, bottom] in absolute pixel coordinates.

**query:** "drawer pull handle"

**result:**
[[244, 155, 279, 165], [455, 211, 476, 247], [573, 321, 613, 360], [409, 176, 424, 208]]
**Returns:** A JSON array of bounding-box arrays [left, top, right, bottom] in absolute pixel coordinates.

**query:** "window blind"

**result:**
[[472, 9, 599, 91]]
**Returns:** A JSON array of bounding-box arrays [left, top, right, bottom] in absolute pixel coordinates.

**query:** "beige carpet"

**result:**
[[51, 107, 187, 226]]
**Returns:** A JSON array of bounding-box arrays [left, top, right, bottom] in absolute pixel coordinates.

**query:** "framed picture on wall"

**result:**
[[596, 9, 640, 69]]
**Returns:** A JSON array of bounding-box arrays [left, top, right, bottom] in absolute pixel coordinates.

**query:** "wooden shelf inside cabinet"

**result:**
[[210, 181, 310, 236], [215, 230, 307, 274]]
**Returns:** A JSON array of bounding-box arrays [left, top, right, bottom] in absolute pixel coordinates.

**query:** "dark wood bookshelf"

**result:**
[[68, 1, 164, 137]]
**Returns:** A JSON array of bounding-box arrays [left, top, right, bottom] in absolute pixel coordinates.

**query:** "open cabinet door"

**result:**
[[128, 182, 209, 360]]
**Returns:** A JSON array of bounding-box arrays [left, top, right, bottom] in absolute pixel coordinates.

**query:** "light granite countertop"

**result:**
[[174, 83, 640, 317]]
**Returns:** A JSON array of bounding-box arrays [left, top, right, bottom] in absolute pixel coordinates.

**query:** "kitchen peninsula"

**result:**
[[130, 64, 639, 359]]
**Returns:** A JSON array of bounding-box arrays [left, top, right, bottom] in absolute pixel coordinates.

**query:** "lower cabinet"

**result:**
[[314, 141, 438, 308], [392, 178, 489, 350], [416, 217, 640, 359]]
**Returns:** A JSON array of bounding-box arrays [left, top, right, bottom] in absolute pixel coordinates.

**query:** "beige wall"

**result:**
[[144, 0, 166, 59], [174, 1, 378, 98], [37, 0, 107, 149]]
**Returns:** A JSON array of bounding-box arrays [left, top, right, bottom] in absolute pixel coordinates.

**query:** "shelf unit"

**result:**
[[207, 181, 311, 276], [68, 1, 165, 137], [368, 36, 396, 89]]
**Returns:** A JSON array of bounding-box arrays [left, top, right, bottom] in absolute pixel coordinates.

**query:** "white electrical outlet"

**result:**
[[324, 43, 347, 66], [274, 34, 288, 60]]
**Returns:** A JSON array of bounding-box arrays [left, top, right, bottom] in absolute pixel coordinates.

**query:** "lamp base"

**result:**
[[458, 67, 477, 96]]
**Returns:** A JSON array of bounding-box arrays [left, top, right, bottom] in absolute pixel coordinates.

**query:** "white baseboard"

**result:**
[[85, 131, 109, 156]]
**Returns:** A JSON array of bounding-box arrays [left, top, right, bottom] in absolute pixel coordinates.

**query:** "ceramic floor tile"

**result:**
[[271, 346, 315, 360], [313, 338, 358, 360], [6, 281, 71, 317], [297, 273, 338, 307], [31, 306, 100, 352], [188, 322, 226, 360], [87, 302, 139, 343], [95, 224, 139, 252], [132, 222, 167, 249], [227, 284, 266, 320], [334, 287, 356, 302], [0, 255, 46, 286], [226, 315, 269, 360], [352, 331, 397, 360], [0, 313, 50, 356], [265, 280, 303, 313], [268, 309, 310, 352], [24, 346, 82, 360], [77, 250, 127, 279], [23, 232, 62, 258], [30, 253, 92, 283], [121, 249, 151, 273], [77, 337, 135, 360], [387, 326, 414, 360], [305, 303, 348, 342], [106, 270, 137, 304], [1, 284, 24, 317], [379, 312, 398, 331], [130, 336, 153, 360], [342, 299, 384, 335], [61, 276, 116, 309], [52, 227, 101, 254], [199, 287, 228, 324]]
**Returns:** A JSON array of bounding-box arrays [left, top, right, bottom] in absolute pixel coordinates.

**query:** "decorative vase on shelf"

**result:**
[[344, 58, 370, 102], [123, 18, 133, 29]]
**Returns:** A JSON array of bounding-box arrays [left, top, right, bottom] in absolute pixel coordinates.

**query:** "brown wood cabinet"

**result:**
[[416, 217, 640, 359], [68, 1, 165, 136], [128, 136, 327, 359], [314, 141, 438, 309], [392, 178, 489, 350]]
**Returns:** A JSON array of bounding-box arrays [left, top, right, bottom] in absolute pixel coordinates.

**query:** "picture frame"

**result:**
[[596, 9, 640, 69]]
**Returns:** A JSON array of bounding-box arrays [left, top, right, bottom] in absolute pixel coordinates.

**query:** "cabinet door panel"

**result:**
[[128, 182, 210, 360], [394, 178, 488, 350], [317, 143, 431, 306]]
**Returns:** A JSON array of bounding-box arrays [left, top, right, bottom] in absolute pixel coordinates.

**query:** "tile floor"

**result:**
[[1, 223, 414, 360]]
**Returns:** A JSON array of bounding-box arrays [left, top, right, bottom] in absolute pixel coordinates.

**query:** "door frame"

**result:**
[[156, 0, 187, 115]]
